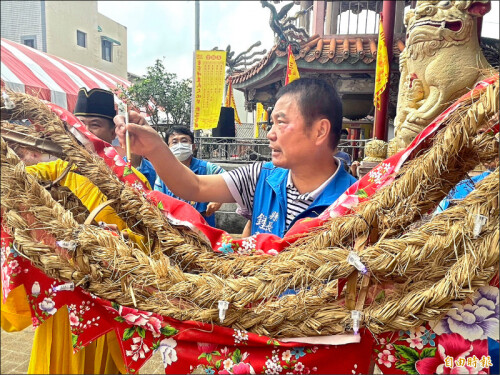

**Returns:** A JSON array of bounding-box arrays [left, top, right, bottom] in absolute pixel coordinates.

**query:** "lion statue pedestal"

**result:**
[[358, 139, 388, 178]]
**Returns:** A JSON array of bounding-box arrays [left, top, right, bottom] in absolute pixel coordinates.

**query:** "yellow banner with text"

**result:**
[[193, 50, 227, 130]]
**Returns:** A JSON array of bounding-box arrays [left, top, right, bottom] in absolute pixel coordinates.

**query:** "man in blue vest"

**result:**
[[154, 125, 225, 227], [114, 78, 356, 236]]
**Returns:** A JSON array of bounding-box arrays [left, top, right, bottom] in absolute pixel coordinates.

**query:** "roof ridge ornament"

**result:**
[[260, 0, 308, 53]]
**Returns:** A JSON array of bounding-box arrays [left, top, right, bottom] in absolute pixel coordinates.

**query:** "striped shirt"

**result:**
[[222, 159, 341, 228]]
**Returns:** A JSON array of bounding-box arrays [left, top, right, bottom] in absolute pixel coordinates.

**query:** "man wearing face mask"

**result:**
[[154, 126, 225, 227]]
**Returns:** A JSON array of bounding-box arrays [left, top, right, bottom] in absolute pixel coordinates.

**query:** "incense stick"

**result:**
[[125, 111, 131, 164], [118, 102, 132, 166]]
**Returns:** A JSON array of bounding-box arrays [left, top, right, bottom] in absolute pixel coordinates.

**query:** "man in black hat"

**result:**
[[74, 87, 117, 144], [74, 87, 157, 187]]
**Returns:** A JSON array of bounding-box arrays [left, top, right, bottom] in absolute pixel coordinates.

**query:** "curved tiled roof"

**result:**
[[231, 34, 405, 84]]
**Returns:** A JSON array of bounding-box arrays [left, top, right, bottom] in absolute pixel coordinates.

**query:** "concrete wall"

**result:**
[[1, 1, 45, 51], [96, 12, 128, 78], [44, 1, 127, 78], [215, 203, 248, 235], [212, 162, 248, 234]]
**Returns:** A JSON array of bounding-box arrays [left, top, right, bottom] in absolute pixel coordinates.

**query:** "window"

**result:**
[[102, 39, 112, 62], [21, 35, 36, 48], [23, 39, 35, 48], [77, 30, 87, 47]]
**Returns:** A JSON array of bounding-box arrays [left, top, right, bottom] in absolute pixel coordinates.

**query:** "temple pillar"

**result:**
[[325, 1, 340, 35], [300, 1, 313, 34], [394, 0, 406, 33], [353, 128, 361, 160], [313, 0, 326, 37], [325, 1, 333, 35], [331, 1, 340, 35]]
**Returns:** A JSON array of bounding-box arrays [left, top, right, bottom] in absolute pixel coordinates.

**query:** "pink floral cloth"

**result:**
[[1, 75, 498, 374], [373, 278, 498, 374]]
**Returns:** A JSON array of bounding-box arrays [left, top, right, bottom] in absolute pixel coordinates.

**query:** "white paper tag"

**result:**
[[53, 282, 75, 292], [218, 300, 229, 323], [473, 214, 488, 238]]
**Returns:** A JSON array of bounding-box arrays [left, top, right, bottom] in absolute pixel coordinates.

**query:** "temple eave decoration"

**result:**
[[230, 33, 405, 115], [231, 34, 405, 85]]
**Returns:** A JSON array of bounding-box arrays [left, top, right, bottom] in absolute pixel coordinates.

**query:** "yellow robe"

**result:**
[[1, 159, 151, 374]]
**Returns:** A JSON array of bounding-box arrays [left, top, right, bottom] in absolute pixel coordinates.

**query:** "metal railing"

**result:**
[[337, 138, 373, 161], [195, 137, 271, 163], [153, 123, 372, 164], [337, 1, 382, 35], [195, 137, 373, 164], [235, 122, 270, 139], [151, 123, 269, 141]]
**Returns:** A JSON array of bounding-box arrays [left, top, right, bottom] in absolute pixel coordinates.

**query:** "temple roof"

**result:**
[[231, 34, 405, 85]]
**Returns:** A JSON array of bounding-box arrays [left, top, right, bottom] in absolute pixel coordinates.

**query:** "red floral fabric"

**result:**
[[1, 75, 498, 374]]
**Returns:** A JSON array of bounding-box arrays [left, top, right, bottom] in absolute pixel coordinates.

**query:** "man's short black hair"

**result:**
[[275, 78, 343, 150], [165, 125, 195, 144]]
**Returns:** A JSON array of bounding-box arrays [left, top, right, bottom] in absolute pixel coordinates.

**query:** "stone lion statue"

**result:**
[[394, 0, 494, 150]]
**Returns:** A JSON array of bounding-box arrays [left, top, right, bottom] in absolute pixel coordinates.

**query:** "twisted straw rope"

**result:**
[[1, 77, 498, 337], [2, 78, 498, 281], [149, 171, 499, 333], [2, 132, 498, 336], [1, 93, 215, 264]]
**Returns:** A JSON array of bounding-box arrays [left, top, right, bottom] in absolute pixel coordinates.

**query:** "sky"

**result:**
[[97, 1, 500, 80], [98, 1, 300, 79]]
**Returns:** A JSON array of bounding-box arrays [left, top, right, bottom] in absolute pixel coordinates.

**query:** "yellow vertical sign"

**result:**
[[193, 50, 227, 130]]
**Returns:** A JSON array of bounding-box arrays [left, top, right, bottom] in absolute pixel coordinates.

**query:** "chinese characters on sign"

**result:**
[[444, 355, 492, 370], [191, 50, 227, 130]]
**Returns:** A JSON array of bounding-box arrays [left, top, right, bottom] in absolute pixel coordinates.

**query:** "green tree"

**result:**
[[118, 59, 192, 127]]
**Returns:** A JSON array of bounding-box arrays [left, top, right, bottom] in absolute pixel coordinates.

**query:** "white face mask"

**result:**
[[170, 142, 193, 161]]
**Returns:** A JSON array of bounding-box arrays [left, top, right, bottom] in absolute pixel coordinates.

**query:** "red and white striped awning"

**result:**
[[1, 38, 131, 112]]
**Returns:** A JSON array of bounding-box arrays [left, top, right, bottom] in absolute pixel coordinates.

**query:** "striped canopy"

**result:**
[[1, 38, 130, 112]]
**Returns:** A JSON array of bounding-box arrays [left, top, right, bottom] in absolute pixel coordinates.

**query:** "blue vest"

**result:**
[[154, 158, 216, 227], [137, 158, 157, 189], [435, 170, 491, 214], [251, 161, 357, 237]]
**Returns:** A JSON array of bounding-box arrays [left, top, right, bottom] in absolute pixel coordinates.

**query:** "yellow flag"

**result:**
[[254, 103, 267, 138], [261, 109, 268, 130], [374, 14, 389, 110], [285, 44, 300, 85], [224, 78, 242, 125]]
